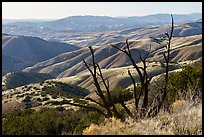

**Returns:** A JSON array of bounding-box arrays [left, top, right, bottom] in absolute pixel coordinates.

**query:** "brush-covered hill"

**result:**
[[2, 34, 80, 74], [23, 34, 202, 78], [2, 80, 89, 114], [2, 72, 55, 90]]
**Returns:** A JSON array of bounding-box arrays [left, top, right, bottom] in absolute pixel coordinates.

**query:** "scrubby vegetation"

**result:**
[[150, 60, 202, 103], [2, 108, 104, 135], [3, 72, 54, 90], [2, 59, 201, 135], [81, 59, 202, 135], [83, 101, 202, 135], [41, 81, 89, 98], [167, 60, 202, 102]]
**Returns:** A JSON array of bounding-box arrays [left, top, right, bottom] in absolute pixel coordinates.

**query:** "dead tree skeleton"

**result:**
[[147, 14, 174, 117], [111, 40, 153, 112], [67, 46, 133, 119], [67, 14, 174, 119]]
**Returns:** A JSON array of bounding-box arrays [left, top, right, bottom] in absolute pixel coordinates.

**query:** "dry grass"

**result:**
[[83, 100, 202, 135]]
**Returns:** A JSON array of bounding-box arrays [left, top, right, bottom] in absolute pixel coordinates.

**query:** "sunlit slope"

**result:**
[[24, 35, 202, 78]]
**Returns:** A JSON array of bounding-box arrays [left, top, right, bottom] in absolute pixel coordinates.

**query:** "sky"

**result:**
[[2, 2, 202, 19]]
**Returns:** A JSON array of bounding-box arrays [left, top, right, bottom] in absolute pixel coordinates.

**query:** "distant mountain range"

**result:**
[[57, 19, 202, 47], [2, 34, 80, 75], [42, 13, 202, 32], [2, 13, 201, 38], [3, 16, 202, 48], [2, 19, 55, 24]]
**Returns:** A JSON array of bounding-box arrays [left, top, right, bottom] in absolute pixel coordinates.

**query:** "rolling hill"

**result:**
[[2, 72, 55, 90], [59, 19, 202, 47], [2, 80, 89, 114], [23, 34, 202, 78], [2, 34, 80, 75]]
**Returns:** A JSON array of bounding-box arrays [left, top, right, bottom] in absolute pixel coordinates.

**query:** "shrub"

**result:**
[[36, 98, 43, 102], [40, 91, 47, 97], [2, 108, 71, 135], [16, 94, 25, 98], [51, 94, 58, 99], [83, 102, 202, 135], [60, 99, 71, 105], [42, 97, 49, 102], [150, 60, 202, 104], [55, 107, 65, 111], [22, 96, 31, 103], [167, 60, 202, 102], [74, 111, 105, 134]]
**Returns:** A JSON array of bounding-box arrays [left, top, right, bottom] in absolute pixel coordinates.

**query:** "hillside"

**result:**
[[23, 35, 202, 78], [2, 58, 202, 135], [2, 72, 55, 90], [2, 34, 80, 74], [2, 80, 89, 114], [60, 19, 202, 47], [2, 54, 30, 75]]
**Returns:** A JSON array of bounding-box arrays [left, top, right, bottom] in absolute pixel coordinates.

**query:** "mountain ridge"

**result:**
[[23, 34, 202, 78], [2, 34, 80, 75]]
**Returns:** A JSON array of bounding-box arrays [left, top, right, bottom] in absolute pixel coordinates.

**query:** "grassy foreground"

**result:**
[[83, 100, 202, 135]]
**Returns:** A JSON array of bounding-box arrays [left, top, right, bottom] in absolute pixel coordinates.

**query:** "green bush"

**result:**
[[102, 86, 133, 104], [76, 111, 104, 134], [42, 97, 49, 101], [40, 91, 47, 97], [2, 108, 72, 135], [22, 95, 31, 103], [55, 107, 65, 111], [167, 60, 202, 102], [2, 107, 104, 135]]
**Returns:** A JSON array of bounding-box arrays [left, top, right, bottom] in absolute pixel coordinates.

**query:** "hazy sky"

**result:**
[[2, 2, 202, 19]]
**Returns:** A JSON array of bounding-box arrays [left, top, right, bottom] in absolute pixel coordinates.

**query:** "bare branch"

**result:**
[[144, 45, 152, 60], [138, 50, 143, 62], [170, 14, 174, 40], [66, 102, 108, 118], [126, 39, 131, 55], [110, 41, 144, 83], [121, 101, 133, 118], [162, 53, 167, 62], [110, 44, 127, 54], [85, 97, 104, 107], [147, 76, 153, 84], [83, 59, 94, 76], [165, 32, 169, 38], [128, 70, 138, 110]]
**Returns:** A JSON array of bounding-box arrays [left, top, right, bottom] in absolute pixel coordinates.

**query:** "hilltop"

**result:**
[[2, 34, 80, 75]]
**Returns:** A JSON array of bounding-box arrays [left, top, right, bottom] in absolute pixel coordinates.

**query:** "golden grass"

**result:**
[[171, 100, 187, 112], [83, 100, 202, 135]]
